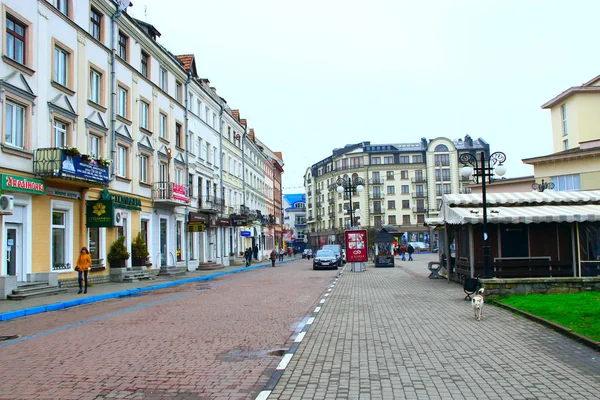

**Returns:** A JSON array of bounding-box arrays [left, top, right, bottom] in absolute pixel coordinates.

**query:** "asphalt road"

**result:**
[[0, 258, 337, 400]]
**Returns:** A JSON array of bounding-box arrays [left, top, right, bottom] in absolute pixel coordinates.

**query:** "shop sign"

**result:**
[[188, 212, 208, 224], [111, 193, 142, 210], [85, 200, 114, 228], [216, 217, 231, 226], [1, 174, 46, 195], [187, 223, 206, 232], [61, 153, 109, 184], [173, 183, 189, 202], [240, 231, 251, 237], [47, 187, 80, 199], [231, 216, 247, 226], [345, 229, 368, 263]]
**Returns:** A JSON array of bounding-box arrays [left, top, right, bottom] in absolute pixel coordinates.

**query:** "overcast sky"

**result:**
[[129, 0, 600, 193]]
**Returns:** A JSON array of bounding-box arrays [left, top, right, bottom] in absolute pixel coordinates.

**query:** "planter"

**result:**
[[132, 258, 146, 268], [109, 260, 126, 269]]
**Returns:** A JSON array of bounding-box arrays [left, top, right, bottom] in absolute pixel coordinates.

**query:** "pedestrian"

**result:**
[[407, 244, 415, 261], [400, 244, 407, 261], [75, 246, 91, 294], [279, 248, 285, 262], [245, 248, 252, 267], [270, 250, 277, 267], [307, 248, 312, 260], [253, 244, 259, 260], [287, 247, 292, 257]]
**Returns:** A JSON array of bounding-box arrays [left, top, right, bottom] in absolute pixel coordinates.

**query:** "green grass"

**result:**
[[494, 292, 600, 342]]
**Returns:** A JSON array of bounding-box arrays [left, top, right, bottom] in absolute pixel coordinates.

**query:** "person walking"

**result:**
[[75, 246, 92, 294], [400, 244, 407, 261], [270, 250, 277, 267], [253, 244, 259, 260], [279, 248, 285, 262], [407, 243, 415, 261], [245, 248, 252, 267]]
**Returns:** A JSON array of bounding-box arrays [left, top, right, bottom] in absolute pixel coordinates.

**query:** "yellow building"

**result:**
[[523, 74, 600, 190]]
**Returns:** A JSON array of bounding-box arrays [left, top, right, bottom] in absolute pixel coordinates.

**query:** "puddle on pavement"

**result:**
[[0, 335, 20, 342], [218, 348, 288, 362]]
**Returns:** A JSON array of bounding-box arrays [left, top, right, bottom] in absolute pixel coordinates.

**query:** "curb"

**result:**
[[492, 300, 600, 352], [0, 259, 297, 322], [255, 266, 346, 400]]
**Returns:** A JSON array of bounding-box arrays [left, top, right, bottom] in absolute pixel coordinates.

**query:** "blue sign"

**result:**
[[61, 153, 109, 183], [240, 231, 251, 237]]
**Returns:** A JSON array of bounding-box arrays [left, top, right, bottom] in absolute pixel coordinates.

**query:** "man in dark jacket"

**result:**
[[253, 244, 259, 260], [407, 244, 415, 261]]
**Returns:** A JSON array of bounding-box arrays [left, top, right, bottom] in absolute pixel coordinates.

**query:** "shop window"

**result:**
[[51, 200, 73, 271]]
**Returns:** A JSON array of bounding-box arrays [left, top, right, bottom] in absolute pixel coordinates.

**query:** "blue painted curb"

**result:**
[[0, 258, 298, 322]]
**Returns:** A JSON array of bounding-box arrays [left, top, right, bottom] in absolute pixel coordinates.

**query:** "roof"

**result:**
[[541, 74, 600, 109], [373, 228, 396, 243], [441, 190, 600, 225], [283, 194, 305, 207], [522, 146, 600, 165]]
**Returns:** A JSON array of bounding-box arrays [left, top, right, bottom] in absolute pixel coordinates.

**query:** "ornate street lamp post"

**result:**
[[460, 151, 507, 279], [532, 179, 555, 192], [336, 176, 364, 229]]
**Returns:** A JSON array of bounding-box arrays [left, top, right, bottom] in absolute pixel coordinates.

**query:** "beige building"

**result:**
[[523, 74, 600, 190]]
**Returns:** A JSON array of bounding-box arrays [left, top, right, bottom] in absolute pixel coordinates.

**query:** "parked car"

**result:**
[[302, 249, 310, 259], [321, 244, 344, 266], [408, 242, 429, 252], [313, 250, 338, 270]]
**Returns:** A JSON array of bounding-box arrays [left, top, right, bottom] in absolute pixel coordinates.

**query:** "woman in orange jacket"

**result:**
[[76, 247, 92, 294]]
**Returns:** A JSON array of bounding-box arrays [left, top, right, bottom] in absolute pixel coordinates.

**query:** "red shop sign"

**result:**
[[345, 229, 368, 263]]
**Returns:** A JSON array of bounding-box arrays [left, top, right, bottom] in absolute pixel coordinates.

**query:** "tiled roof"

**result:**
[[175, 54, 194, 70]]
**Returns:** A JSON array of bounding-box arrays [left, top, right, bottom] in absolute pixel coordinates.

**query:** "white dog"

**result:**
[[471, 288, 485, 321]]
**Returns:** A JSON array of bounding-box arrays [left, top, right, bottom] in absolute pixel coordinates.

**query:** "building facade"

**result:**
[[282, 194, 307, 252], [303, 136, 489, 249]]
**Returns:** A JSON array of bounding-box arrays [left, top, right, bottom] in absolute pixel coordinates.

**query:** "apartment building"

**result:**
[[255, 137, 284, 251], [522, 73, 600, 191], [282, 194, 307, 252], [303, 136, 489, 249]]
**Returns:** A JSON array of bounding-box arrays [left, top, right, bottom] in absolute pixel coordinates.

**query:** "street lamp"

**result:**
[[336, 176, 364, 229], [532, 179, 555, 192], [460, 151, 507, 279]]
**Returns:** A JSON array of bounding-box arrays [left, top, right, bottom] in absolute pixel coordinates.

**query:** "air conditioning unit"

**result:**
[[0, 195, 14, 213], [114, 210, 124, 227]]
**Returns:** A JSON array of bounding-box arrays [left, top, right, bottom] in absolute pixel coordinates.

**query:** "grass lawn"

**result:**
[[494, 292, 600, 342]]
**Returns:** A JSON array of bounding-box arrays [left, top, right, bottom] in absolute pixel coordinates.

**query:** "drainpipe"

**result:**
[[218, 104, 225, 263], [110, 8, 124, 180], [184, 71, 192, 271]]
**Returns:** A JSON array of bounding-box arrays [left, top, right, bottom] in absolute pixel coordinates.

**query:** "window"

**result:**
[[561, 104, 568, 135], [159, 113, 167, 139], [384, 156, 393, 164], [197, 100, 202, 116], [435, 153, 450, 166], [118, 31, 127, 60], [90, 7, 102, 41], [6, 15, 26, 64], [388, 215, 396, 225], [442, 169, 451, 181], [90, 69, 101, 104], [188, 173, 194, 197], [117, 86, 127, 118], [89, 134, 100, 158], [175, 123, 182, 148], [54, 46, 68, 86], [205, 106, 210, 122], [52, 210, 67, 269], [401, 185, 409, 194], [386, 171, 394, 180], [403, 215, 411, 225], [176, 81, 182, 102], [53, 120, 67, 147], [140, 51, 149, 78], [400, 170, 408, 179], [371, 157, 381, 165], [117, 145, 127, 177], [176, 168, 183, 185], [4, 101, 25, 149], [563, 139, 569, 151], [443, 183, 452, 194], [159, 67, 167, 91], [48, 0, 69, 15], [417, 215, 425, 224], [402, 200, 410, 209], [387, 186, 395, 195], [388, 200, 396, 209], [412, 155, 422, 163], [140, 154, 149, 184], [189, 94, 194, 112], [551, 174, 580, 191], [435, 144, 449, 152], [399, 156, 409, 164], [140, 100, 149, 130], [212, 113, 217, 129]]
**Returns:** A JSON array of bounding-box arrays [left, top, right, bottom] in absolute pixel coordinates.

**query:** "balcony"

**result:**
[[369, 178, 383, 185], [412, 207, 428, 213], [198, 195, 224, 213], [411, 177, 427, 183], [371, 207, 385, 215], [316, 201, 323, 207], [369, 193, 385, 200], [33, 148, 109, 186], [153, 182, 190, 206], [412, 191, 427, 198], [328, 198, 335, 205], [316, 189, 322, 195], [262, 214, 277, 225]]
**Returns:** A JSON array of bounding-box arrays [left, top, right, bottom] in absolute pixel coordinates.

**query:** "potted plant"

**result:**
[[131, 232, 149, 269], [107, 236, 130, 268], [97, 157, 112, 167], [62, 146, 81, 157]]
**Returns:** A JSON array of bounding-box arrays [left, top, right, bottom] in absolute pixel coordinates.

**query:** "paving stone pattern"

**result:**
[[269, 255, 600, 400]]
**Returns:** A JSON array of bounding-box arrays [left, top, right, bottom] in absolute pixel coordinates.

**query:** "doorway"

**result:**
[[160, 218, 167, 266], [5, 223, 24, 282]]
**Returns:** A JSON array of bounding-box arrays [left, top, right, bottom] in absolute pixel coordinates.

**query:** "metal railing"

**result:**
[[411, 177, 427, 183], [412, 191, 427, 198], [197, 195, 224, 212], [33, 147, 110, 185], [412, 207, 428, 213], [153, 182, 190, 204]]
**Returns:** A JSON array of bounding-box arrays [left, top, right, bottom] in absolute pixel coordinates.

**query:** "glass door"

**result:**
[[160, 218, 167, 266]]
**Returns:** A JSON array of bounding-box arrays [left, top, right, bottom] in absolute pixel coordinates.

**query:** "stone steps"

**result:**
[[158, 266, 187, 276], [122, 270, 153, 282], [7, 284, 67, 300], [197, 261, 224, 271]]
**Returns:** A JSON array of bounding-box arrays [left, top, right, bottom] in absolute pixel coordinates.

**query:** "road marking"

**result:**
[[276, 353, 293, 370], [314, 307, 321, 313], [324, 293, 329, 297], [295, 332, 306, 343], [255, 390, 271, 400], [306, 317, 315, 325], [319, 299, 325, 304]]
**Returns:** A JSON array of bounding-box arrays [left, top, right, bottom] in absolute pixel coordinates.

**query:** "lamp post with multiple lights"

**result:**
[[460, 151, 507, 279], [336, 176, 364, 229], [532, 179, 555, 192]]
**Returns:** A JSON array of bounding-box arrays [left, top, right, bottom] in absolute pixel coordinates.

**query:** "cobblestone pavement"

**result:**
[[269, 254, 600, 400], [0, 258, 337, 399]]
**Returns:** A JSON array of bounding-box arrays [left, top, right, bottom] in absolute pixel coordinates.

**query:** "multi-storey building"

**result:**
[[282, 194, 307, 252], [255, 137, 284, 251], [522, 73, 600, 191], [0, 0, 282, 296], [303, 136, 489, 249]]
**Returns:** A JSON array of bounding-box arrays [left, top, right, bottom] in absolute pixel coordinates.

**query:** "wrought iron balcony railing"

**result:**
[[411, 177, 427, 183], [153, 182, 190, 205], [33, 147, 110, 185], [412, 191, 427, 198], [198, 195, 224, 212], [412, 207, 428, 213]]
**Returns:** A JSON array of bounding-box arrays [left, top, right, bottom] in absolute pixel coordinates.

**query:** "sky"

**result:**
[[128, 0, 600, 194]]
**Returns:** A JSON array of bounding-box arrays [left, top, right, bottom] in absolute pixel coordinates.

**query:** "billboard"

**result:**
[[345, 229, 368, 263]]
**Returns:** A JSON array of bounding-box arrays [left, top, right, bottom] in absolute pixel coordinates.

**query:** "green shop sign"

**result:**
[[1, 174, 46, 195], [100, 188, 142, 210], [86, 200, 114, 228]]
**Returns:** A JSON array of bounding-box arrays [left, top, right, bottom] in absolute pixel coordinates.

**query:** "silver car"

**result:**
[[313, 250, 338, 270]]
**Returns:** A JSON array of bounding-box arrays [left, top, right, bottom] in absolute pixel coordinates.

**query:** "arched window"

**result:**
[[435, 144, 449, 152]]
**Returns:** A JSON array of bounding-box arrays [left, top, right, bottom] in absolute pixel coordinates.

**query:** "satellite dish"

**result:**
[[116, 0, 131, 11]]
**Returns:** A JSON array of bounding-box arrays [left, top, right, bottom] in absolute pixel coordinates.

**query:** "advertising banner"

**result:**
[[1, 174, 46, 195], [345, 229, 368, 263], [86, 200, 114, 228], [61, 153, 109, 184]]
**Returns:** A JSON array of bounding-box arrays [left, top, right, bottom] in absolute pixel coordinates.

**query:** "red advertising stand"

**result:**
[[345, 229, 368, 272]]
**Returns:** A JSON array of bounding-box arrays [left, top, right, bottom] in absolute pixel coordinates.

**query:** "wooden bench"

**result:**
[[427, 262, 443, 279]]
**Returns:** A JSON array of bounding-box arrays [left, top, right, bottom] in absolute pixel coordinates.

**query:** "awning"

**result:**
[[445, 204, 600, 225], [443, 190, 600, 207]]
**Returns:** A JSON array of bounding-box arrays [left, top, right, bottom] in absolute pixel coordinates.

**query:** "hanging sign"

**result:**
[[187, 223, 206, 232], [86, 200, 114, 228], [240, 231, 251, 237]]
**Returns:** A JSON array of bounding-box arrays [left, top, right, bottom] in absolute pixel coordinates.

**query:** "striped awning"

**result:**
[[443, 190, 600, 207], [444, 204, 600, 225]]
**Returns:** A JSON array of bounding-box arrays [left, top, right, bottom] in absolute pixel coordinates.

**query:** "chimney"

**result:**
[[464, 134, 473, 147], [210, 87, 217, 93], [232, 110, 240, 121], [240, 119, 247, 128], [421, 137, 428, 147], [274, 151, 283, 160], [249, 128, 255, 141]]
